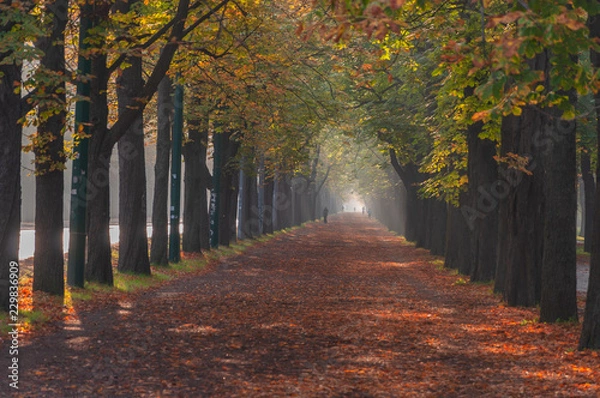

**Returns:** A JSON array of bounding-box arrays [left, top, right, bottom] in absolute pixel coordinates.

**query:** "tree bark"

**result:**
[[32, 0, 68, 296], [579, 11, 600, 349], [262, 176, 275, 234], [183, 118, 211, 252], [218, 130, 240, 246], [116, 24, 151, 275], [581, 150, 595, 253], [389, 149, 422, 242], [427, 199, 447, 256], [150, 76, 171, 265], [86, 2, 113, 285], [496, 110, 544, 307], [0, 61, 22, 310], [198, 133, 211, 251], [239, 159, 259, 239], [539, 110, 578, 322], [535, 50, 578, 323], [467, 121, 499, 282], [445, 194, 472, 272], [273, 172, 292, 231]]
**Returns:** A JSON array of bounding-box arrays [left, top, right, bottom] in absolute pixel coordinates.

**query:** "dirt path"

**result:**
[[4, 214, 599, 397]]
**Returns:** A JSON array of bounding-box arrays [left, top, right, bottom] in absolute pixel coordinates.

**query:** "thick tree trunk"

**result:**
[[33, 0, 68, 296], [182, 119, 211, 252], [116, 51, 150, 275], [150, 76, 171, 265], [467, 122, 499, 282], [273, 173, 292, 231], [183, 128, 202, 252], [579, 12, 600, 349], [496, 111, 544, 307], [263, 177, 275, 234], [540, 110, 578, 323], [445, 194, 472, 272], [86, 5, 113, 284], [86, 149, 113, 285], [218, 130, 240, 246], [428, 199, 447, 256], [223, 166, 240, 246], [534, 50, 578, 323], [198, 142, 211, 251], [0, 61, 22, 310], [239, 161, 259, 239], [581, 150, 595, 253], [291, 176, 305, 226], [389, 150, 422, 242]]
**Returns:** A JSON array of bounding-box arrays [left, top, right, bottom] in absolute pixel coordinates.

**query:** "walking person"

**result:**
[[323, 207, 329, 224]]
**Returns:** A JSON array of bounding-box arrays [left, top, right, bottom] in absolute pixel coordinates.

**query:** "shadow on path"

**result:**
[[4, 213, 599, 397]]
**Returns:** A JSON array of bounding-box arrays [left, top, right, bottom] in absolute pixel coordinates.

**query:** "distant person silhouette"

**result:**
[[323, 207, 329, 224], [367, 208, 372, 218]]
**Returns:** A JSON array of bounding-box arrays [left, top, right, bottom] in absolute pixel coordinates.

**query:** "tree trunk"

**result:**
[[467, 122, 499, 283], [198, 132, 211, 251], [0, 61, 22, 310], [86, 3, 113, 285], [389, 149, 422, 242], [273, 172, 292, 231], [539, 110, 578, 322], [263, 176, 275, 234], [496, 110, 544, 307], [33, 0, 68, 296], [183, 118, 211, 252], [239, 160, 259, 239], [445, 194, 472, 272], [581, 150, 595, 253], [86, 148, 113, 285], [428, 199, 447, 256], [150, 76, 171, 265], [218, 130, 240, 246], [116, 43, 150, 275], [533, 50, 578, 323], [291, 176, 306, 226], [579, 12, 600, 349]]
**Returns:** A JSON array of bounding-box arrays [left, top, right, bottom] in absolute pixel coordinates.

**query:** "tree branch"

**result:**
[[107, 0, 205, 76], [104, 0, 191, 151]]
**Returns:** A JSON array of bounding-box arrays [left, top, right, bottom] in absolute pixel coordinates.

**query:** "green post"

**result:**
[[67, 1, 93, 288], [209, 130, 222, 248], [168, 82, 183, 262]]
